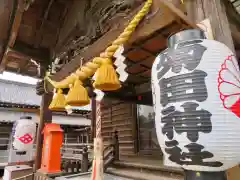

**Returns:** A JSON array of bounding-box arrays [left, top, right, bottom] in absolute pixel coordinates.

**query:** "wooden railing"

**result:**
[[63, 127, 91, 144], [33, 131, 119, 179], [34, 172, 53, 180], [103, 130, 119, 171], [12, 173, 34, 180], [61, 144, 93, 174], [61, 130, 119, 173]]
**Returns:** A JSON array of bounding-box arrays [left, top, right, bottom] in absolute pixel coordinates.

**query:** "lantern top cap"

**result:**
[[168, 29, 206, 48]]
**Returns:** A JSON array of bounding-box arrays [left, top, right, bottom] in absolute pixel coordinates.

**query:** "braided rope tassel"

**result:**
[[46, 0, 153, 89]]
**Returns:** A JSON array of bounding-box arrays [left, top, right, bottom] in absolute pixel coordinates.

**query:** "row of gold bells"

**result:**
[[48, 0, 153, 111]]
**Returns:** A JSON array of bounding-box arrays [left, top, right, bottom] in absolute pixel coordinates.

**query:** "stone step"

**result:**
[[107, 167, 183, 180], [113, 161, 183, 175], [55, 172, 133, 180]]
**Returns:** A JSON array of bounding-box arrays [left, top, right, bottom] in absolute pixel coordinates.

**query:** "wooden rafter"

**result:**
[[34, 0, 55, 48], [53, 1, 72, 51], [0, 0, 27, 72], [17, 59, 30, 74], [13, 40, 50, 63], [4, 41, 50, 74]]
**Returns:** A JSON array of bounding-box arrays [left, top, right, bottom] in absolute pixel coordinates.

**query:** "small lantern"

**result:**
[[151, 29, 240, 177]]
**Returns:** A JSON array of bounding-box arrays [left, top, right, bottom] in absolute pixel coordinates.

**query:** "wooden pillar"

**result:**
[[185, 0, 235, 51], [34, 93, 53, 171]]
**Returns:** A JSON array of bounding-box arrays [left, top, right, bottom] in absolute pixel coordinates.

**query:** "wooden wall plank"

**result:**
[[101, 99, 137, 156]]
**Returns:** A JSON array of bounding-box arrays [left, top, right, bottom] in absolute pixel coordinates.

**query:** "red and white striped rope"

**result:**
[[96, 101, 102, 138]]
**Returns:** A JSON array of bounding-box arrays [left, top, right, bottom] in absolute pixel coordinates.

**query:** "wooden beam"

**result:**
[[13, 40, 50, 63], [51, 0, 196, 81], [0, 0, 25, 72], [17, 59, 30, 74], [53, 1, 71, 49], [4, 41, 50, 75], [223, 0, 240, 45], [0, 107, 38, 113], [185, 0, 235, 52], [135, 81, 151, 94], [230, 23, 240, 45], [8, 2, 24, 47], [224, 0, 240, 25], [54, 0, 88, 54], [7, 49, 29, 60], [105, 91, 152, 105], [34, 0, 54, 48], [158, 0, 197, 28]]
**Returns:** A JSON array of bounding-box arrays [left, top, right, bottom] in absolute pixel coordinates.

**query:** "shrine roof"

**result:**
[[0, 79, 91, 115], [0, 79, 39, 106]]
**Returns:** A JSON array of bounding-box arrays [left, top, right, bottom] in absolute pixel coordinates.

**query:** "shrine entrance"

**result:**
[[137, 104, 162, 157]]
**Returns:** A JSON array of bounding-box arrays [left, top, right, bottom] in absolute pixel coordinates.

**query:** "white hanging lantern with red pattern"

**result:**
[[12, 116, 36, 151], [151, 29, 240, 173]]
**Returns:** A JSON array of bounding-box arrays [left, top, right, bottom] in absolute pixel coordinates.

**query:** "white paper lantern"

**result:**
[[12, 116, 36, 151], [151, 29, 240, 172]]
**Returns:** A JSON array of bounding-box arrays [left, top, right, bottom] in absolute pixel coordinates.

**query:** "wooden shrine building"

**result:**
[[0, 0, 239, 179], [0, 78, 91, 170]]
